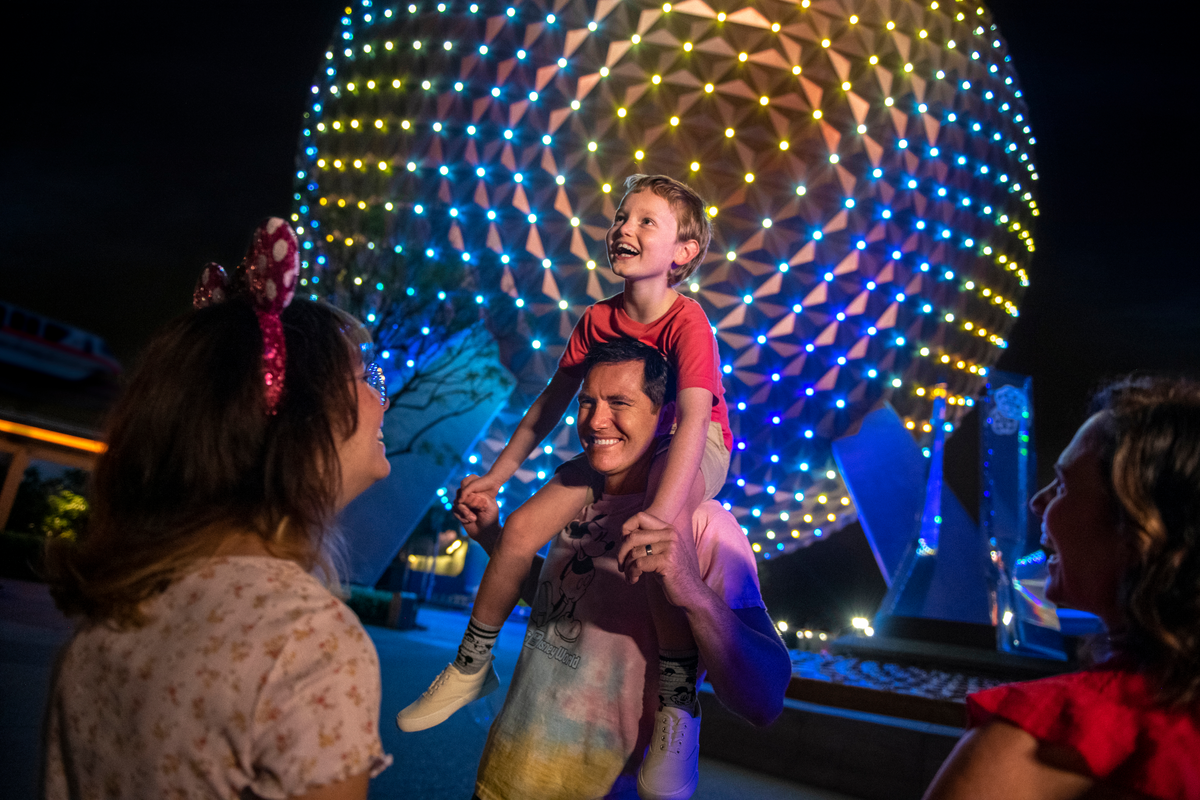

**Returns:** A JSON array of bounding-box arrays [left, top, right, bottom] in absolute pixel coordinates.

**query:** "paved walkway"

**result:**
[[1, 578, 857, 799]]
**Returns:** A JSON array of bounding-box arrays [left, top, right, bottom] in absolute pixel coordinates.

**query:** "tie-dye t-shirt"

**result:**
[[43, 556, 392, 799], [474, 495, 764, 800]]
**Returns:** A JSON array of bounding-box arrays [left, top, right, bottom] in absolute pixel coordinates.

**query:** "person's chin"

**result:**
[[1043, 572, 1067, 609], [583, 449, 620, 477], [372, 452, 392, 481]]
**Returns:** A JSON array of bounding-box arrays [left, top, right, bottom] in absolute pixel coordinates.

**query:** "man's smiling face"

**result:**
[[576, 360, 662, 495]]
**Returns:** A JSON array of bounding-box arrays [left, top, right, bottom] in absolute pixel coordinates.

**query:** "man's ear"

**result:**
[[673, 239, 700, 266]]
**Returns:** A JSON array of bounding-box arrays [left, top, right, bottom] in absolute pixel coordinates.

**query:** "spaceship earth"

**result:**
[[292, 0, 1038, 558]]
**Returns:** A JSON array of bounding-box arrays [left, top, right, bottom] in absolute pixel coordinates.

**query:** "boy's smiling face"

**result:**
[[606, 190, 698, 284]]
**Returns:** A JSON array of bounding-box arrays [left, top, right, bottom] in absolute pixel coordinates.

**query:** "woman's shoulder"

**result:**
[[968, 666, 1200, 797]]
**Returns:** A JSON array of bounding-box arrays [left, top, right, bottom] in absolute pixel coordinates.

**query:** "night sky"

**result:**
[[3, 1, 1196, 620]]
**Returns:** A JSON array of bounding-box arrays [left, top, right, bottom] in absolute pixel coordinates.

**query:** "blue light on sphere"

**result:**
[[295, 0, 1037, 558]]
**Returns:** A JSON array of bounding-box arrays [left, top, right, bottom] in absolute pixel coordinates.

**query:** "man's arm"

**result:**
[[456, 492, 544, 607], [618, 512, 791, 727], [680, 582, 791, 727]]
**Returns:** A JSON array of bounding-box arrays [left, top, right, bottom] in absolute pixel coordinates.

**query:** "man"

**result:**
[[455, 339, 791, 800]]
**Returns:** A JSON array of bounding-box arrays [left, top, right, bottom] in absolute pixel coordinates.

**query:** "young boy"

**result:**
[[397, 175, 732, 796]]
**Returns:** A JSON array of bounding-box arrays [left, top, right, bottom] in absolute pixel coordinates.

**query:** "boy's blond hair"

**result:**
[[621, 174, 712, 286]]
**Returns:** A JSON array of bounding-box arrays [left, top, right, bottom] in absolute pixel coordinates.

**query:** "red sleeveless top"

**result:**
[[967, 665, 1200, 800]]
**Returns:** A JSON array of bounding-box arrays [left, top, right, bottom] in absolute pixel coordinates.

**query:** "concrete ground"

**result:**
[[1, 579, 858, 800]]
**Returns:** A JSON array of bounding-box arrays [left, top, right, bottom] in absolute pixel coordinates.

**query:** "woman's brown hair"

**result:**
[[47, 298, 370, 626], [1089, 375, 1200, 706]]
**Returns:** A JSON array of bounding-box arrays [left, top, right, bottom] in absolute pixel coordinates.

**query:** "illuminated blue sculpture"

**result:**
[[294, 0, 1038, 559]]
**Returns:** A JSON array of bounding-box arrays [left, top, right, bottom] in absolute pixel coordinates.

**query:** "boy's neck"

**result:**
[[621, 278, 678, 324]]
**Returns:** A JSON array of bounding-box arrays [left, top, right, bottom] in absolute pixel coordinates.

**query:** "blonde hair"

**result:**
[[621, 174, 712, 285]]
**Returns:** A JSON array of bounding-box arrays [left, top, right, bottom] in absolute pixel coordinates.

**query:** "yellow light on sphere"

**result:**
[[296, 0, 1036, 557]]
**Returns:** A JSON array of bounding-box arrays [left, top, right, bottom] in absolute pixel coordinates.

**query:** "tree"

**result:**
[[309, 244, 514, 466]]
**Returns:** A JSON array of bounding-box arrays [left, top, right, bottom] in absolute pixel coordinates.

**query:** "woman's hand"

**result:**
[[453, 473, 502, 524], [453, 490, 501, 555]]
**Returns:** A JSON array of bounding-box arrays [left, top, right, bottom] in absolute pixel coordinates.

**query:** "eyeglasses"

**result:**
[[364, 361, 388, 406]]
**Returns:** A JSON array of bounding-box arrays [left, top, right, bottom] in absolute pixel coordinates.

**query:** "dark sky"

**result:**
[[3, 1, 1195, 468]]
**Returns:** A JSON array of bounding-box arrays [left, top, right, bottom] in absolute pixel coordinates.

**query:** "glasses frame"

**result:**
[[364, 361, 388, 406]]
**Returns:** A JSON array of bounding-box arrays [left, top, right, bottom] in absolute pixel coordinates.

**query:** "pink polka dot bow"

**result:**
[[193, 218, 301, 414]]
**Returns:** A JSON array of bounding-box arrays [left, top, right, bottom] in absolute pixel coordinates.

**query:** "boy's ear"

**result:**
[[673, 239, 700, 266]]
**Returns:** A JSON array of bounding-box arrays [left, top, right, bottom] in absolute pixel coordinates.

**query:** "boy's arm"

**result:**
[[456, 492, 545, 606], [459, 369, 583, 501], [639, 386, 713, 525]]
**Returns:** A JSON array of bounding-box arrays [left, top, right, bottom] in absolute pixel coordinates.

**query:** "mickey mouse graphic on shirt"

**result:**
[[531, 514, 612, 643]]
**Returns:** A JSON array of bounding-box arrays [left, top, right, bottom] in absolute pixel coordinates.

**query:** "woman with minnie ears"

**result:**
[[925, 376, 1200, 800], [42, 219, 394, 799]]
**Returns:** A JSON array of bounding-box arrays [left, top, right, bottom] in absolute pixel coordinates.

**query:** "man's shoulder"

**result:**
[[693, 499, 743, 536], [691, 501, 765, 605]]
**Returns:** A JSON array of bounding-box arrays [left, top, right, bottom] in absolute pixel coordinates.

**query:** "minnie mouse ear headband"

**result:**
[[193, 218, 301, 414]]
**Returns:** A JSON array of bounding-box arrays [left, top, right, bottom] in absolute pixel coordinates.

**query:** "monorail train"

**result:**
[[0, 302, 120, 381]]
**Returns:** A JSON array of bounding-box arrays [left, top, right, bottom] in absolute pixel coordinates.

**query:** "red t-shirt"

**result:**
[[967, 664, 1200, 799], [558, 292, 732, 451]]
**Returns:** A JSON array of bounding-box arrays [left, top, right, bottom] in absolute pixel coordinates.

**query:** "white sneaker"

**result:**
[[396, 661, 499, 732], [637, 705, 700, 800]]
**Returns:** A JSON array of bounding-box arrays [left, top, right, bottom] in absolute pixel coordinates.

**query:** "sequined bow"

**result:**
[[193, 218, 300, 414]]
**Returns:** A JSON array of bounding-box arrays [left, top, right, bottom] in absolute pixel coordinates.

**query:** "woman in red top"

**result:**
[[925, 376, 1200, 800]]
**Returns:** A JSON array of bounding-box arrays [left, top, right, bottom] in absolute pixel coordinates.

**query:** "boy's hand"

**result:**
[[453, 491, 501, 552], [616, 511, 704, 607]]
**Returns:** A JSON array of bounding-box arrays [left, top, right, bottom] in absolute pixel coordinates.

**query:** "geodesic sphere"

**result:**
[[295, 0, 1038, 558]]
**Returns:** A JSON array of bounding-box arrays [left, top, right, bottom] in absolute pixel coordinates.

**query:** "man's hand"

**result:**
[[616, 511, 705, 607], [453, 491, 501, 554], [453, 473, 503, 525]]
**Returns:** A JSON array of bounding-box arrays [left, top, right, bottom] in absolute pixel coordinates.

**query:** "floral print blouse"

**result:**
[[43, 556, 391, 799]]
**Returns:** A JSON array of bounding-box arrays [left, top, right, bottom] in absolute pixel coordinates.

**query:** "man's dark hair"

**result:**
[[582, 338, 675, 408]]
